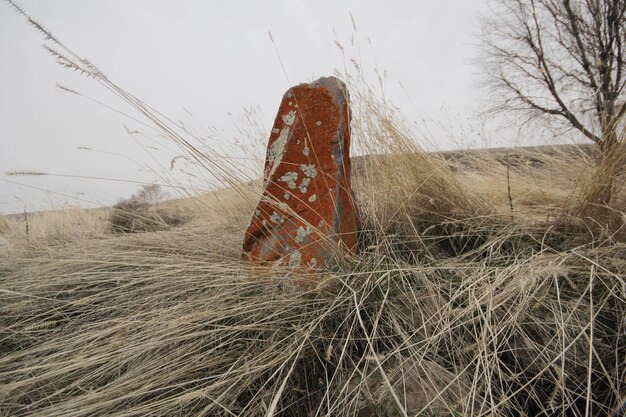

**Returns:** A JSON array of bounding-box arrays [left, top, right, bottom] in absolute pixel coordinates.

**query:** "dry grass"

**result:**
[[0, 216, 10, 236], [1, 2, 625, 416], [1, 123, 624, 417], [109, 198, 186, 233], [0, 207, 109, 250], [574, 142, 626, 220], [1, 181, 624, 416]]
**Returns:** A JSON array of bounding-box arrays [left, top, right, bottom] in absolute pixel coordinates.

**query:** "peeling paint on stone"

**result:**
[[308, 194, 317, 203], [303, 146, 310, 156], [308, 258, 317, 268], [272, 128, 280, 134], [316, 121, 322, 126], [278, 171, 298, 189], [283, 192, 290, 200]]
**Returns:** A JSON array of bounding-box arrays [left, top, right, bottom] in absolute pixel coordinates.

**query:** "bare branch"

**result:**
[[481, 0, 626, 148]]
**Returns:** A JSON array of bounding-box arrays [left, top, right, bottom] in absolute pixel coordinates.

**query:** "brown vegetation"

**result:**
[[1, 2, 624, 415], [109, 185, 185, 233], [1, 135, 624, 417]]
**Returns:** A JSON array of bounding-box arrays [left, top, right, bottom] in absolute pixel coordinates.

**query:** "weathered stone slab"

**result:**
[[243, 76, 359, 269]]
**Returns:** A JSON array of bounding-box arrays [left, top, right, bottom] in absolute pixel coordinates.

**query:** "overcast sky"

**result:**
[[0, 0, 544, 214]]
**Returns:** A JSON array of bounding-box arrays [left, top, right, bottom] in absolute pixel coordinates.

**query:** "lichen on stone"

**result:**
[[242, 76, 359, 270], [281, 110, 296, 126], [288, 250, 302, 268], [299, 164, 318, 178], [269, 211, 285, 224], [266, 110, 297, 179], [299, 177, 311, 193], [295, 225, 313, 244], [278, 172, 298, 189]]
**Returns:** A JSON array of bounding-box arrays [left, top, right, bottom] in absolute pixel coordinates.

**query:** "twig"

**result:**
[[507, 152, 514, 220], [23, 205, 29, 237]]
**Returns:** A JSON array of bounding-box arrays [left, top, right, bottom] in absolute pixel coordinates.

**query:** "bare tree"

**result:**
[[481, 0, 626, 151], [136, 184, 167, 208]]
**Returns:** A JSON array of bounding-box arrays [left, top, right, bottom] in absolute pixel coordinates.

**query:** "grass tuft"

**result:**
[[109, 197, 185, 234]]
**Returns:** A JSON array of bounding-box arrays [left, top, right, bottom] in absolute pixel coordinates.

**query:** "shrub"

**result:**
[[109, 197, 183, 233]]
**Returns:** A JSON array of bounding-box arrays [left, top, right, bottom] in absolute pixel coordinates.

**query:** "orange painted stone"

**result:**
[[242, 76, 359, 269]]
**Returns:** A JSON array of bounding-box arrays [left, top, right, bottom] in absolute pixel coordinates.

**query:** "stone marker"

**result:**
[[243, 76, 359, 269]]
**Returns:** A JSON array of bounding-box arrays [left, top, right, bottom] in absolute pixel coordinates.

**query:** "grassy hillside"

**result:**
[[1, 142, 624, 416]]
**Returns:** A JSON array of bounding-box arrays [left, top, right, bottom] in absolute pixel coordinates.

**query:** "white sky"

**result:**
[[1, 0, 548, 214]]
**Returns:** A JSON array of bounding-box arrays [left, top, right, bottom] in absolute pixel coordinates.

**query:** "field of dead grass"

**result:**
[[1, 141, 624, 417], [1, 3, 624, 415]]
